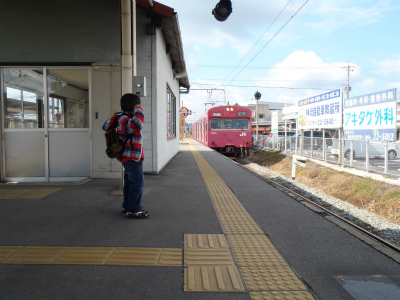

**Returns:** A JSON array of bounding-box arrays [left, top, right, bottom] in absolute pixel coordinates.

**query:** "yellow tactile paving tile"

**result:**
[[241, 266, 308, 291], [250, 291, 315, 300], [227, 236, 288, 267], [185, 234, 229, 249], [226, 235, 277, 250], [0, 188, 62, 199], [184, 249, 235, 266], [3, 246, 69, 264], [1, 246, 182, 266], [232, 248, 288, 268], [106, 247, 161, 266], [158, 248, 182, 266], [184, 266, 245, 292], [0, 246, 23, 261], [55, 247, 115, 265], [218, 211, 264, 235], [188, 140, 315, 299]]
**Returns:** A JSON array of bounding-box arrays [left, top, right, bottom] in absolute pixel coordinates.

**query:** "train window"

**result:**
[[237, 111, 247, 116], [210, 118, 249, 130]]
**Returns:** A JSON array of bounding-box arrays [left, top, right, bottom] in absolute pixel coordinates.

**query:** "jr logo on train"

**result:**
[[192, 105, 252, 158]]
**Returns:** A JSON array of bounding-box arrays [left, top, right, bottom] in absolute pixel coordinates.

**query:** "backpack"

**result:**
[[104, 113, 132, 159]]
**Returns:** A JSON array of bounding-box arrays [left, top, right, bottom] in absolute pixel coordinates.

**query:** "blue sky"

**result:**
[[165, 0, 400, 123]]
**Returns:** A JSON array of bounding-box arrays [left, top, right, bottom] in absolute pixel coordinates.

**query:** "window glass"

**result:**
[[210, 118, 249, 130], [47, 69, 89, 128], [167, 86, 176, 138], [2, 69, 44, 128]]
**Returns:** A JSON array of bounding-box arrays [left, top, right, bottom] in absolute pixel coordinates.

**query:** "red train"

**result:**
[[192, 105, 252, 158]]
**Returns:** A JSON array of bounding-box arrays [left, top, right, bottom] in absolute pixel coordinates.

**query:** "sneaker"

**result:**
[[126, 210, 150, 218], [122, 208, 144, 214]]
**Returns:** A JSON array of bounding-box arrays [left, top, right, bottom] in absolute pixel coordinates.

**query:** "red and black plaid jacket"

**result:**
[[102, 107, 145, 162]]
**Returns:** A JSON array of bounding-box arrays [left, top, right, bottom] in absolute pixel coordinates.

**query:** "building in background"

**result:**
[[246, 102, 292, 134], [0, 0, 190, 182]]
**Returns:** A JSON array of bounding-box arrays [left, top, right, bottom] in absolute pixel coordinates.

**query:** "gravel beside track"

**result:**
[[244, 161, 400, 246]]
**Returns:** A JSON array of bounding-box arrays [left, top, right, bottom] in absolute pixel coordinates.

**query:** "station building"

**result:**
[[0, 0, 190, 182]]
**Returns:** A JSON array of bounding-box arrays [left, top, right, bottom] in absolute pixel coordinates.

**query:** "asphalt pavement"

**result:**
[[1, 139, 400, 300]]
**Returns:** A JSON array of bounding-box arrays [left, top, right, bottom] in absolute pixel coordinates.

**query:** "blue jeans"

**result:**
[[122, 159, 144, 213]]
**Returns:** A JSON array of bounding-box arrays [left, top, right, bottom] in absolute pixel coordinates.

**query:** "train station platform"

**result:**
[[1, 139, 400, 300]]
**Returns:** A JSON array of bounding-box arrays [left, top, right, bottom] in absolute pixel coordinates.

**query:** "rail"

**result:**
[[234, 156, 400, 255]]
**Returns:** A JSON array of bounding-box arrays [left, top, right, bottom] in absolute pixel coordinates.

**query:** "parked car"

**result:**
[[276, 131, 296, 149], [343, 140, 398, 160], [288, 130, 332, 150], [331, 130, 398, 160]]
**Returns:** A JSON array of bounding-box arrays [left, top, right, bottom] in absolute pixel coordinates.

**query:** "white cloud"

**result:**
[[256, 50, 354, 103], [355, 54, 400, 93], [304, 0, 399, 35]]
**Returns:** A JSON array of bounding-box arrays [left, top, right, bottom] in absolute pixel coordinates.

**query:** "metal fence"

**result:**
[[253, 134, 400, 178]]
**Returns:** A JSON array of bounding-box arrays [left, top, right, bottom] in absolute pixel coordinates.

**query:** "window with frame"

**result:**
[[167, 86, 176, 138], [2, 68, 89, 129]]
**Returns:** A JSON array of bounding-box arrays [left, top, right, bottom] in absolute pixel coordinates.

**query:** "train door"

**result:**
[[204, 119, 208, 146]]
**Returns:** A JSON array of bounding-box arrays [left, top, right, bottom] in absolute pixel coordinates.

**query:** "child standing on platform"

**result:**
[[102, 93, 149, 218]]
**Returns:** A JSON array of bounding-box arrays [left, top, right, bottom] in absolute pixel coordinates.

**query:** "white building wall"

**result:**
[[91, 65, 122, 178], [91, 10, 180, 177], [136, 12, 154, 173], [155, 29, 180, 172]]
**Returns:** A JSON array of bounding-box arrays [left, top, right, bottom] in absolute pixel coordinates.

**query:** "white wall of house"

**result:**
[[91, 9, 181, 177], [0, 1, 184, 181], [154, 29, 181, 172], [91, 65, 122, 178]]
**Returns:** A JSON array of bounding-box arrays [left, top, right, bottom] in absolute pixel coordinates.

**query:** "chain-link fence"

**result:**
[[253, 134, 400, 178]]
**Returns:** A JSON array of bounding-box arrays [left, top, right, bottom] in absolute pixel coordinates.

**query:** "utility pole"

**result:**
[[342, 65, 354, 98], [254, 91, 262, 144]]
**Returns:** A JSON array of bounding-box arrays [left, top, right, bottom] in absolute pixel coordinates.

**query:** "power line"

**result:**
[[192, 79, 346, 83], [192, 83, 334, 90], [213, 0, 309, 101], [219, 0, 293, 86], [189, 65, 341, 70]]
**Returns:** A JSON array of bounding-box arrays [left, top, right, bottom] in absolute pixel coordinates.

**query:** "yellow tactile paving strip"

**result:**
[[184, 234, 245, 292], [184, 266, 245, 292], [0, 246, 182, 267], [188, 140, 315, 300], [0, 188, 62, 199]]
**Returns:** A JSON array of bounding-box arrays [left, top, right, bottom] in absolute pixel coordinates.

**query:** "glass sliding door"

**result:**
[[2, 68, 46, 180], [1, 67, 91, 182], [46, 68, 90, 179]]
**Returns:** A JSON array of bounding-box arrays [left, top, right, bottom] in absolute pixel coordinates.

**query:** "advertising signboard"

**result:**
[[282, 105, 298, 120], [298, 89, 342, 129], [271, 111, 278, 133], [343, 89, 397, 141]]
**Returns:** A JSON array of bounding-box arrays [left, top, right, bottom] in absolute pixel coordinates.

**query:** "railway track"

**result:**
[[229, 157, 400, 257]]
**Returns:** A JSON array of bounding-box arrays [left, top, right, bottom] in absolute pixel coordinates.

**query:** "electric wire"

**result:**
[[192, 83, 334, 90], [219, 0, 293, 86], [211, 0, 309, 101]]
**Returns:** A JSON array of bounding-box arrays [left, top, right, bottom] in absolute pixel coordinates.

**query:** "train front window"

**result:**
[[210, 118, 249, 130]]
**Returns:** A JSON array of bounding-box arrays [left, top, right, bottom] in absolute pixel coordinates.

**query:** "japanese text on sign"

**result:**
[[343, 89, 397, 141], [298, 89, 342, 129]]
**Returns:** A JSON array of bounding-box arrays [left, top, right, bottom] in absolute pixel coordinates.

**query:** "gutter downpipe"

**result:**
[[121, 0, 136, 184], [121, 0, 135, 94]]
